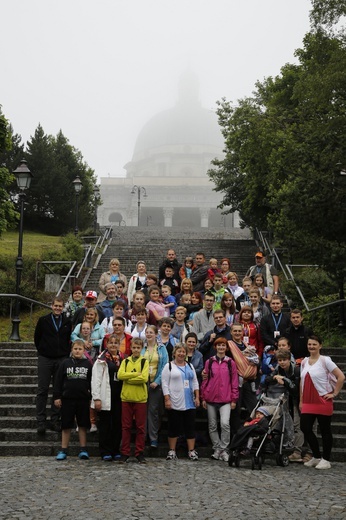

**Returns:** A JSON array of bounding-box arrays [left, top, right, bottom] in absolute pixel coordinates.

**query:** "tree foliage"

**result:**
[[0, 109, 18, 236], [208, 30, 346, 285], [310, 0, 346, 29], [23, 125, 97, 235]]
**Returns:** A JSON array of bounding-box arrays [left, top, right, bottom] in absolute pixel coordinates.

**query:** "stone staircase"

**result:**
[[85, 226, 256, 292], [0, 342, 345, 459]]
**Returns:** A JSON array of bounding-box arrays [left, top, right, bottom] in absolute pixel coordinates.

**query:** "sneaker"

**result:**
[[113, 454, 122, 461], [89, 424, 98, 433], [118, 455, 129, 464], [302, 453, 312, 463], [102, 455, 113, 462], [304, 457, 321, 468], [219, 450, 229, 462], [56, 451, 67, 461], [136, 453, 147, 464], [315, 458, 331, 470], [210, 449, 221, 460], [78, 450, 89, 460], [166, 450, 178, 460], [188, 449, 199, 461], [150, 440, 158, 448], [288, 451, 303, 463]]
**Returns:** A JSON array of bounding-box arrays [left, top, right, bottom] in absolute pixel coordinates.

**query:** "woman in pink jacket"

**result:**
[[201, 337, 239, 462]]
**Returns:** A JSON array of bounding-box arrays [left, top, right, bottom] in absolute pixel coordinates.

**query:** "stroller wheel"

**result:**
[[235, 454, 240, 468], [276, 454, 289, 467], [251, 455, 255, 470]]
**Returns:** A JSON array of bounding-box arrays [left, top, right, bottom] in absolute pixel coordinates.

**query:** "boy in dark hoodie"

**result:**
[[53, 340, 92, 461]]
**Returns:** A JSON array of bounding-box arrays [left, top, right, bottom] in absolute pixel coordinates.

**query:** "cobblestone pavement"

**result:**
[[0, 457, 345, 519]]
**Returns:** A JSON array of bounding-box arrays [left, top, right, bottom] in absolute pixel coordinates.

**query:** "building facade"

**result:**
[[98, 72, 240, 228]]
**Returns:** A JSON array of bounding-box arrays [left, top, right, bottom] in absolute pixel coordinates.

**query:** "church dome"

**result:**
[[132, 71, 224, 160]]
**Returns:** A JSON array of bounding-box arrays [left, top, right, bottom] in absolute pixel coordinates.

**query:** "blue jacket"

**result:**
[[141, 343, 168, 385]]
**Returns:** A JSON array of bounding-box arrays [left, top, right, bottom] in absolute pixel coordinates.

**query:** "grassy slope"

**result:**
[[0, 231, 63, 342]]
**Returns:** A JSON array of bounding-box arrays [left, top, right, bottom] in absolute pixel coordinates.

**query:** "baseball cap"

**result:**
[[85, 290, 97, 299], [255, 252, 264, 258]]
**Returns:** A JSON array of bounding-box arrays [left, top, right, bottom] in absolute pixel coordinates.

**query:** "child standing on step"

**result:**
[[117, 337, 149, 464], [53, 340, 92, 461]]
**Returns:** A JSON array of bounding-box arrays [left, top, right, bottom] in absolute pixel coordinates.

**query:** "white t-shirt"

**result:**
[[301, 356, 337, 396]]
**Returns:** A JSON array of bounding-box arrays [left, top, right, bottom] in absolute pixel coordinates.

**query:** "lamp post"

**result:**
[[131, 185, 147, 226], [93, 185, 100, 234], [73, 176, 83, 235], [9, 159, 33, 341]]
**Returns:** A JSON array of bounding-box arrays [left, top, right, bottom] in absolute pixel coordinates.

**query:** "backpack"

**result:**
[[124, 357, 146, 372], [207, 356, 234, 381]]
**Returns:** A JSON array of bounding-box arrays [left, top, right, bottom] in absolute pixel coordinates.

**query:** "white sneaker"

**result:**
[[304, 457, 321, 468], [219, 450, 229, 462], [211, 449, 221, 460], [188, 449, 199, 461], [315, 458, 331, 470], [166, 450, 178, 460], [89, 424, 98, 433]]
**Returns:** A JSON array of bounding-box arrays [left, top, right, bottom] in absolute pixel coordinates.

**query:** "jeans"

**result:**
[[207, 403, 231, 451]]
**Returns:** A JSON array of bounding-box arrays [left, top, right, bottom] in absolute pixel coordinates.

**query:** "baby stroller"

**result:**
[[229, 393, 290, 470]]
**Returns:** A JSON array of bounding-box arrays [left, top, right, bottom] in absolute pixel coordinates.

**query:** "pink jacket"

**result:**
[[201, 356, 239, 404]]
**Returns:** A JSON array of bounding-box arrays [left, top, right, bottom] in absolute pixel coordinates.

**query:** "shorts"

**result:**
[[61, 399, 90, 430], [167, 408, 196, 439]]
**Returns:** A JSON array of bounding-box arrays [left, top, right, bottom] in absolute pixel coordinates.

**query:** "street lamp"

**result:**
[[9, 159, 33, 341], [73, 176, 83, 235], [93, 185, 100, 233], [131, 185, 147, 226]]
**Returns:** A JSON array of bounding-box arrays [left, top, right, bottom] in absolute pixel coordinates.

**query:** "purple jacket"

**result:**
[[201, 356, 239, 404]]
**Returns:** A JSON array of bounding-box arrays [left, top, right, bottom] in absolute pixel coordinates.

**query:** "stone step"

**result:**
[[0, 366, 37, 375], [0, 394, 37, 405], [2, 384, 37, 394], [0, 375, 37, 384], [0, 440, 345, 462], [0, 357, 36, 366], [0, 349, 37, 358]]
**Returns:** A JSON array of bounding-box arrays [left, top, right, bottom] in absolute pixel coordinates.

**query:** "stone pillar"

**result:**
[[127, 208, 137, 226], [200, 208, 210, 228], [163, 207, 174, 227], [233, 211, 241, 228]]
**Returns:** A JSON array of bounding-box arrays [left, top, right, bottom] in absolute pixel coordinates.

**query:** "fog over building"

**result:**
[[99, 71, 240, 228]]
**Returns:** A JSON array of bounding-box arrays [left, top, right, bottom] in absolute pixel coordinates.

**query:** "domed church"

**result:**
[[98, 71, 240, 228]]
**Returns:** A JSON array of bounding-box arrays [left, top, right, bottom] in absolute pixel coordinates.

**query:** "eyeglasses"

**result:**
[[214, 316, 224, 320]]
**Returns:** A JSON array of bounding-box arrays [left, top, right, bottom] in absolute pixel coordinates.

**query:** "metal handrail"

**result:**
[[0, 294, 51, 309], [75, 245, 92, 279], [254, 228, 345, 323]]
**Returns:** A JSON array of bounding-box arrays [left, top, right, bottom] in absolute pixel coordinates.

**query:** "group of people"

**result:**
[[33, 249, 345, 468]]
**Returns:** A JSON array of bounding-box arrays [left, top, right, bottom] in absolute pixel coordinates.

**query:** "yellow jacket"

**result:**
[[118, 355, 149, 403]]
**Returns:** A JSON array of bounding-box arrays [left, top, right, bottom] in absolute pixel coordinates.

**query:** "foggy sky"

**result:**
[[1, 0, 312, 180]]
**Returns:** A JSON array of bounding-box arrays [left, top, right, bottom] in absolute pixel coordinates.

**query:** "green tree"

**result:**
[[0, 109, 18, 235], [310, 0, 346, 28], [208, 31, 346, 288], [24, 125, 97, 235]]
